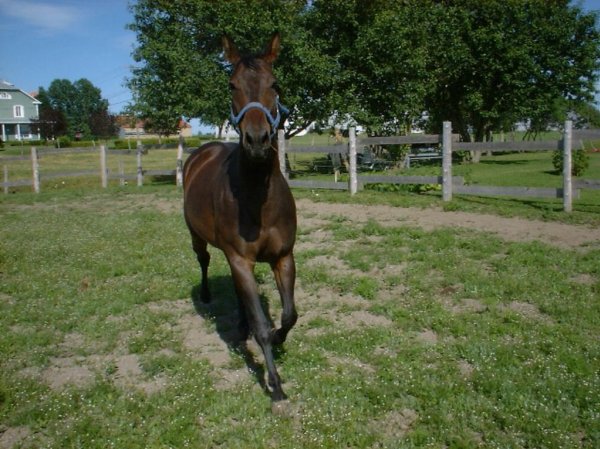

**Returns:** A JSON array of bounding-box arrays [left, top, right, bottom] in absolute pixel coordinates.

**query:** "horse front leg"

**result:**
[[271, 253, 297, 345], [227, 254, 287, 402]]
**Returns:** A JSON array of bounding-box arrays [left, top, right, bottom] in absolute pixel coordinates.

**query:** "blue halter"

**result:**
[[229, 96, 289, 139]]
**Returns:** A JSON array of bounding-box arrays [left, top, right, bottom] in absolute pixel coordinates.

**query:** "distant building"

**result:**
[[115, 115, 192, 139], [0, 80, 41, 141]]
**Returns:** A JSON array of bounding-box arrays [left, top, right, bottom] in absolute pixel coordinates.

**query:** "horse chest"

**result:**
[[224, 204, 294, 261]]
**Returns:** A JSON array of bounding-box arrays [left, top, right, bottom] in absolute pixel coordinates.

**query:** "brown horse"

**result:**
[[183, 33, 297, 402]]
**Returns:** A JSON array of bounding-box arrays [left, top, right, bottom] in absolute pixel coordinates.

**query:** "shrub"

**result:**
[[56, 136, 72, 148], [552, 148, 589, 176]]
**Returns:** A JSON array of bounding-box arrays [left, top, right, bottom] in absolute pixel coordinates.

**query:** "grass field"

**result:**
[[1, 178, 599, 447]]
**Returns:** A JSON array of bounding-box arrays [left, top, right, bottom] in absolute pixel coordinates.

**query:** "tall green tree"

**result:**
[[38, 78, 112, 139], [127, 0, 336, 137], [127, 0, 600, 140], [425, 0, 600, 141]]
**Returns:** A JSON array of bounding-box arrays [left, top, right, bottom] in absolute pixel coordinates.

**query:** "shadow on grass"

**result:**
[[189, 274, 285, 397]]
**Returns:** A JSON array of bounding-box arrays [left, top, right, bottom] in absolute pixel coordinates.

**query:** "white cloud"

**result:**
[[0, 0, 83, 34]]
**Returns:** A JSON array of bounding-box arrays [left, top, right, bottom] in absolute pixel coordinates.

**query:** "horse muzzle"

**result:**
[[242, 127, 273, 159]]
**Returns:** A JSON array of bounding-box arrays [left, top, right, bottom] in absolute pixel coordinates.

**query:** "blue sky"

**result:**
[[1, 0, 600, 135]]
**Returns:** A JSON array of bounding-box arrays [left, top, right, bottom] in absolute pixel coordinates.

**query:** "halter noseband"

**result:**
[[229, 96, 289, 139]]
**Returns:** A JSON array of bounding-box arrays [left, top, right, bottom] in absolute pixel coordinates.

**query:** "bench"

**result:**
[[403, 149, 442, 168], [357, 148, 393, 171]]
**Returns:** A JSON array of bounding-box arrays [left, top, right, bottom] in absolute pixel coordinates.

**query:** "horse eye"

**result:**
[[228, 82, 236, 91], [271, 82, 280, 92]]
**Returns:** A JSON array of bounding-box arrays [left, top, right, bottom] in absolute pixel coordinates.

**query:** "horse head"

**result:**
[[223, 33, 287, 161]]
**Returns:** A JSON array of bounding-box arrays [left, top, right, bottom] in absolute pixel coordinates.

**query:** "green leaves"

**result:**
[[37, 79, 112, 139], [127, 0, 600, 139]]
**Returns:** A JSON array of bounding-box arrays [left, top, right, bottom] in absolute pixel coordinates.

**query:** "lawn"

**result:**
[[0, 184, 598, 448]]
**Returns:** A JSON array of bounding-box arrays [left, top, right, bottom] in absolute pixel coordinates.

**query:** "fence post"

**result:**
[[3, 165, 8, 194], [176, 134, 184, 187], [31, 146, 40, 193], [100, 145, 108, 188], [118, 160, 125, 186], [563, 120, 573, 213], [277, 129, 287, 179], [442, 121, 452, 201], [349, 127, 358, 195], [136, 142, 143, 187]]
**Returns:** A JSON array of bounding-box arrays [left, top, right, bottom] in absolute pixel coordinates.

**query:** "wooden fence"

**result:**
[[277, 121, 600, 212], [1, 137, 187, 194], [2, 121, 599, 213]]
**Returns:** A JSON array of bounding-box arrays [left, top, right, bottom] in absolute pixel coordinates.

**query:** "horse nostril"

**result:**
[[261, 131, 270, 145], [245, 132, 254, 146]]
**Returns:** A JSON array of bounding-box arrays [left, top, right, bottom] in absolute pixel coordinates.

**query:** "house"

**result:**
[[0, 80, 41, 141], [115, 115, 192, 140]]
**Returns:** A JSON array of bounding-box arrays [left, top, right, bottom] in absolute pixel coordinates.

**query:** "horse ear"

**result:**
[[263, 32, 280, 63], [222, 35, 240, 64]]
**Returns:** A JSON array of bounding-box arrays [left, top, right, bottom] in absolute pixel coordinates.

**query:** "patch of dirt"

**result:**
[[570, 273, 597, 285], [326, 354, 376, 375], [500, 301, 554, 324], [450, 298, 488, 314], [416, 329, 439, 345], [306, 255, 367, 278], [212, 368, 249, 391], [176, 314, 233, 367], [458, 360, 475, 379], [371, 408, 418, 442], [0, 293, 15, 305], [300, 300, 393, 335], [42, 357, 96, 390], [0, 426, 31, 449], [296, 199, 600, 249], [112, 354, 168, 395]]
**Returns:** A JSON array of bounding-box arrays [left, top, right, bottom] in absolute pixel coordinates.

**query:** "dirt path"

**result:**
[[296, 199, 600, 250]]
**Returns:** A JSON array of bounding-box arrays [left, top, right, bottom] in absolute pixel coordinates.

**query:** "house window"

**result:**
[[14, 105, 24, 118], [0, 92, 12, 99]]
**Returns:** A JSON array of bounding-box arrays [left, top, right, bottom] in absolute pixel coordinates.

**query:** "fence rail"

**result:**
[[2, 123, 599, 213], [277, 120, 600, 212], [1, 138, 187, 193]]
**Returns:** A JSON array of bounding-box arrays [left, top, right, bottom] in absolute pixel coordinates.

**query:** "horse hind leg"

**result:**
[[192, 236, 211, 303]]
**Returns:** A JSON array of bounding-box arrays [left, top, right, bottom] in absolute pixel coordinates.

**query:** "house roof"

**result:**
[[115, 114, 191, 130], [0, 80, 42, 104]]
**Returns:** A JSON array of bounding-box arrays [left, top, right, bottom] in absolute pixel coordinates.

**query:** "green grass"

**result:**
[[1, 186, 599, 448]]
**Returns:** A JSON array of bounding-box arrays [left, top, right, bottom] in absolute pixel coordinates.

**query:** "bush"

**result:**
[[552, 149, 589, 176], [56, 136, 72, 148]]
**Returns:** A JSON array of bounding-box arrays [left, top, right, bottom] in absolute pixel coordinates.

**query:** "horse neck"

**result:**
[[238, 141, 280, 189]]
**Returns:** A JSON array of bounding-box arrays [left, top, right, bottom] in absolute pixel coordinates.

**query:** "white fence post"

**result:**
[[176, 134, 184, 187], [349, 127, 358, 195], [563, 120, 573, 213], [3, 165, 8, 194], [136, 142, 143, 187], [277, 129, 287, 179], [442, 121, 453, 201], [100, 145, 108, 188], [118, 160, 125, 186], [31, 146, 40, 193]]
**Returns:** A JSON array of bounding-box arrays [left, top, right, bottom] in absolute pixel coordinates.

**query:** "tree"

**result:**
[[127, 0, 338, 137], [38, 79, 112, 139], [33, 88, 68, 139], [127, 0, 600, 141], [425, 0, 600, 141]]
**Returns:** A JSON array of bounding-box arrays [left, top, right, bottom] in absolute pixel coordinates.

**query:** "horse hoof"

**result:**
[[272, 328, 287, 345]]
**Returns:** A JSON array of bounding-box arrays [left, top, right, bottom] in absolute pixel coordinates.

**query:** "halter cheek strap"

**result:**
[[229, 96, 289, 139]]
